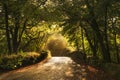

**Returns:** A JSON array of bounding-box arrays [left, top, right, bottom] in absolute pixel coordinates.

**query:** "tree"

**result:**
[[2, 1, 12, 54], [51, 0, 120, 62], [0, 0, 47, 53], [46, 34, 67, 56]]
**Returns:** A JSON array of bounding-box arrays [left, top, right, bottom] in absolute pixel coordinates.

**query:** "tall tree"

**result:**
[[2, 1, 12, 54], [0, 0, 47, 53], [51, 0, 120, 62]]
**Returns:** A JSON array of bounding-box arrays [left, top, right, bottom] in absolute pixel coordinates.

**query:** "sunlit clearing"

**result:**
[[49, 33, 66, 41], [46, 33, 73, 56]]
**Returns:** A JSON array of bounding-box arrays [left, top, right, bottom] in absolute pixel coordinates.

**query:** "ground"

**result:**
[[0, 57, 115, 80]]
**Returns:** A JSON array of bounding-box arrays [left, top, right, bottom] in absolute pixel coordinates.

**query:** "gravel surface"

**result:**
[[0, 57, 87, 80]]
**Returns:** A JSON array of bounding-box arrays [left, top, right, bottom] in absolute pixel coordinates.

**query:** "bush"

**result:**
[[69, 51, 86, 64], [0, 52, 48, 70], [87, 56, 103, 67]]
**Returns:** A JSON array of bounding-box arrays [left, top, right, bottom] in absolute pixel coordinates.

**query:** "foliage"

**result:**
[[0, 51, 48, 70], [50, 0, 120, 63], [20, 22, 51, 52], [0, 0, 119, 70], [46, 33, 68, 56], [87, 56, 103, 67], [0, 0, 49, 53], [68, 51, 86, 64]]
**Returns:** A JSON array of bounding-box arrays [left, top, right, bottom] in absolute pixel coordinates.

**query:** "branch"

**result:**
[[21, 37, 38, 50], [18, 19, 28, 45]]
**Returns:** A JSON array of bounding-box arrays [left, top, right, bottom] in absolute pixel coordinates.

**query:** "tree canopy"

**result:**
[[0, 0, 120, 63]]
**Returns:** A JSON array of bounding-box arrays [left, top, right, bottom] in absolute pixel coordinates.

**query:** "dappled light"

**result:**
[[46, 34, 71, 56], [0, 57, 88, 80], [0, 0, 119, 80]]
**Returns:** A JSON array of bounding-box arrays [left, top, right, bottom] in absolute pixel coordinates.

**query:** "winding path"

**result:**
[[0, 57, 87, 80]]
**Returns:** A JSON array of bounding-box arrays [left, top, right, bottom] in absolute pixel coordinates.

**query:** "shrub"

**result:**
[[69, 51, 86, 64], [0, 51, 48, 70]]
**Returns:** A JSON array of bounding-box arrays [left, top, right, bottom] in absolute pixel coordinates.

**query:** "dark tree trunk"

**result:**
[[83, 27, 97, 57], [85, 0, 111, 62], [80, 23, 98, 58], [90, 19, 111, 62], [18, 19, 27, 47], [75, 39, 79, 51], [12, 18, 20, 53], [93, 37, 98, 57], [3, 3, 12, 54], [104, 6, 110, 60]]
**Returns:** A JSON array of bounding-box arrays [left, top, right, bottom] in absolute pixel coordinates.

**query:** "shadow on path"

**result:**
[[0, 57, 87, 80]]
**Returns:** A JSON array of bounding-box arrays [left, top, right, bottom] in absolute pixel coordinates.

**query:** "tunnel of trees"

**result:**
[[0, 0, 120, 66]]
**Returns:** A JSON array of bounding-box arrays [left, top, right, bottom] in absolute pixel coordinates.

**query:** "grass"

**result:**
[[0, 51, 48, 70]]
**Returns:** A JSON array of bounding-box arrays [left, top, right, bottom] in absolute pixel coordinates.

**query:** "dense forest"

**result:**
[[0, 0, 120, 77]]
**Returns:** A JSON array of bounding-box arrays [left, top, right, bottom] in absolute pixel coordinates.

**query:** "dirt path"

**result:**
[[0, 57, 87, 80]]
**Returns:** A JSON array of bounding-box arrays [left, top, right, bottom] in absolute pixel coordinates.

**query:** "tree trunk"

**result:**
[[90, 19, 111, 62], [12, 18, 20, 53], [3, 3, 12, 54], [85, 0, 111, 62], [104, 6, 110, 60], [114, 33, 119, 63], [81, 28, 85, 52], [83, 27, 97, 57], [18, 19, 27, 47], [75, 39, 79, 51]]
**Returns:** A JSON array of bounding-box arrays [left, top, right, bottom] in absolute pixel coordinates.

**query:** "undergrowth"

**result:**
[[0, 51, 48, 70]]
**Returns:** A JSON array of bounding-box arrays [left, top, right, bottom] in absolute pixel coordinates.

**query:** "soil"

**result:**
[[0, 57, 116, 80]]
